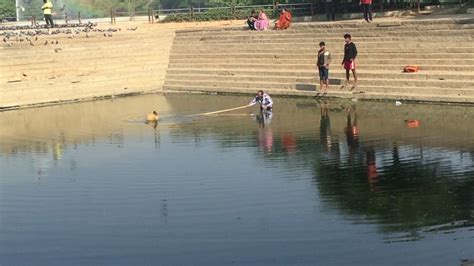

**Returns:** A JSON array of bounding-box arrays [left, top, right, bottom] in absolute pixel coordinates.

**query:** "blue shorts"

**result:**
[[319, 67, 329, 80]]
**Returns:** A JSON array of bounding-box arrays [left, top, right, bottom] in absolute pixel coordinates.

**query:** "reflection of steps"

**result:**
[[164, 18, 474, 103], [1, 27, 174, 108]]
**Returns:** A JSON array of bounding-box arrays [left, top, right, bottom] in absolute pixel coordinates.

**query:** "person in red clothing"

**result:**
[[342, 34, 358, 87], [275, 8, 292, 30], [360, 0, 373, 23]]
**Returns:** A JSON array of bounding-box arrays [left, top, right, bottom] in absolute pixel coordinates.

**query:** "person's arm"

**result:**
[[249, 97, 257, 106], [326, 52, 332, 67]]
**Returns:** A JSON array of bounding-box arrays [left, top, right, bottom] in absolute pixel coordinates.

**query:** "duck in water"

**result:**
[[147, 111, 159, 122]]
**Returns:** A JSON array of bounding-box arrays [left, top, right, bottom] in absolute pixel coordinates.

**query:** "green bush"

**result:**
[[0, 0, 16, 20], [162, 7, 275, 22]]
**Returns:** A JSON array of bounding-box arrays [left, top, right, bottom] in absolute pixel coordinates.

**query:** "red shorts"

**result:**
[[344, 60, 356, 70]]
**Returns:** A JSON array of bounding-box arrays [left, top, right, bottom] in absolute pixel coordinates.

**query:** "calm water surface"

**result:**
[[0, 94, 473, 266]]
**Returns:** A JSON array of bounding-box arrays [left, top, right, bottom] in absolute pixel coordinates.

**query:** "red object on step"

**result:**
[[405, 119, 421, 128], [403, 65, 419, 72]]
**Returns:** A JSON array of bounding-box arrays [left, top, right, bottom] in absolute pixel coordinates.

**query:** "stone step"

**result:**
[[2, 57, 168, 74], [169, 52, 474, 60], [3, 71, 161, 91], [172, 37, 473, 46], [1, 83, 157, 108], [165, 68, 474, 81], [174, 21, 474, 35], [168, 58, 474, 65], [169, 47, 474, 54], [163, 77, 474, 90], [170, 42, 474, 50], [174, 32, 474, 41], [164, 73, 474, 87], [168, 63, 474, 72], [176, 26, 474, 36], [162, 84, 474, 104], [1, 46, 171, 62], [3, 64, 167, 82]]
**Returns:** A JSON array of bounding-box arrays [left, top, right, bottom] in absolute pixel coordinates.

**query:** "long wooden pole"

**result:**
[[187, 105, 250, 117]]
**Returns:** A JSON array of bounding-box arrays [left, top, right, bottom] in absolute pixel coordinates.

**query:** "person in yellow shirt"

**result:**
[[42, 0, 54, 28]]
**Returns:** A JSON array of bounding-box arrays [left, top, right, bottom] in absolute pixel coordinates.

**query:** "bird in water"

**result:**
[[147, 111, 160, 122]]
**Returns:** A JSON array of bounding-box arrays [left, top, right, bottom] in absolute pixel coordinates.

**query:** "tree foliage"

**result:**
[[0, 0, 16, 19]]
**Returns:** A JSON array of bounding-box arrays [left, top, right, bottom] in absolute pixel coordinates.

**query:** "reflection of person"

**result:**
[[147, 111, 159, 122], [320, 101, 332, 151], [275, 8, 292, 30], [42, 0, 54, 28], [249, 90, 273, 111], [255, 109, 273, 127], [342, 34, 358, 87], [345, 106, 359, 152], [366, 149, 378, 185], [259, 127, 273, 153], [282, 133, 296, 153], [317, 41, 332, 92]]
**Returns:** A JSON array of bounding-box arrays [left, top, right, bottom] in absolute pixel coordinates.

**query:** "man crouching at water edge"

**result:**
[[147, 111, 159, 122], [249, 90, 273, 111]]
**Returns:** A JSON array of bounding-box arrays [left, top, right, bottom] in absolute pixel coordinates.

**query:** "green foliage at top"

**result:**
[[0, 0, 16, 19], [162, 7, 275, 22]]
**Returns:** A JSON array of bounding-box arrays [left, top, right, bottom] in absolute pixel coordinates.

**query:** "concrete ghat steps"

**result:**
[[1, 25, 176, 109], [165, 68, 474, 81], [164, 18, 474, 104], [170, 47, 474, 53], [170, 48, 474, 54], [173, 36, 474, 43], [168, 58, 474, 65], [163, 84, 474, 104], [174, 34, 474, 42], [164, 74, 474, 88], [170, 41, 474, 49], [174, 21, 474, 34], [169, 52, 474, 60], [173, 30, 474, 39], [163, 79, 474, 94], [168, 63, 474, 72]]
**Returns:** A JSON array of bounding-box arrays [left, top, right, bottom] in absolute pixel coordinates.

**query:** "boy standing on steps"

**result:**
[[317, 41, 332, 92], [42, 0, 54, 28], [342, 34, 358, 88], [360, 0, 373, 23]]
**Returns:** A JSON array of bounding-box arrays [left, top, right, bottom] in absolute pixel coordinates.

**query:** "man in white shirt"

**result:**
[[249, 90, 273, 111]]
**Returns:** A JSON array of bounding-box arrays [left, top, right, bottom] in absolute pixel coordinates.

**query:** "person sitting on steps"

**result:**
[[275, 8, 292, 30], [254, 9, 269, 31], [247, 10, 258, 30]]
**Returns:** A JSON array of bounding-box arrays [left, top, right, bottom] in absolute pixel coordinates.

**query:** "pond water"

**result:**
[[0, 93, 473, 266]]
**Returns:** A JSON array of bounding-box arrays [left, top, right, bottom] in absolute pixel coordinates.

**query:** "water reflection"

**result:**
[[0, 93, 473, 265]]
